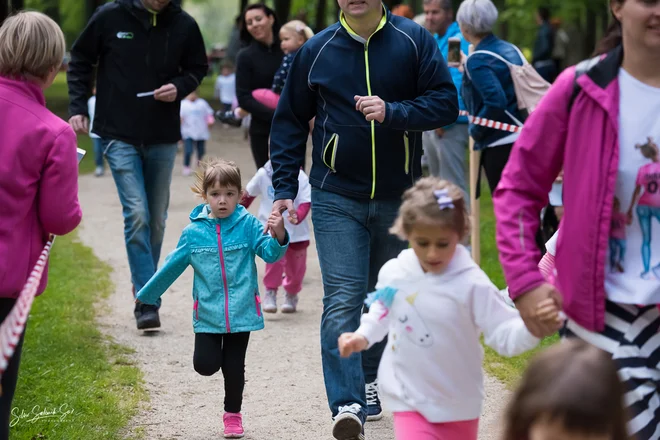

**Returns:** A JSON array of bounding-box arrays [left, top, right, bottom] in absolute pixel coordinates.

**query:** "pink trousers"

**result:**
[[263, 242, 308, 294], [252, 88, 280, 110], [393, 412, 479, 440]]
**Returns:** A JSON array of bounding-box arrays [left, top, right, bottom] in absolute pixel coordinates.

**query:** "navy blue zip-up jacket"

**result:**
[[270, 8, 459, 201]]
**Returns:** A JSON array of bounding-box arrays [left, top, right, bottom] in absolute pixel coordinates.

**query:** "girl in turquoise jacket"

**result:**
[[136, 158, 288, 439]]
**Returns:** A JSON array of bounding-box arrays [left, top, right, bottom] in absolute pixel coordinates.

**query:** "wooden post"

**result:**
[[468, 44, 481, 265]]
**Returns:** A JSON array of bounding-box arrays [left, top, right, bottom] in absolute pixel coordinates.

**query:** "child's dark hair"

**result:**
[[390, 178, 469, 240], [502, 339, 629, 440], [192, 158, 242, 196]]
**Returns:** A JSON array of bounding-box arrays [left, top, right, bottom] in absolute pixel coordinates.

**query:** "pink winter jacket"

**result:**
[[0, 76, 83, 298], [494, 47, 622, 333]]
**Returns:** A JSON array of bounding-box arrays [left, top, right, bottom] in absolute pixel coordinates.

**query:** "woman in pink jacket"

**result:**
[[494, 0, 660, 437], [0, 12, 82, 438]]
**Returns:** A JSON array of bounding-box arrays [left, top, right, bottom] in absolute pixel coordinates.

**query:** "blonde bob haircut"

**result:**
[[0, 11, 66, 81], [390, 177, 470, 240], [191, 158, 243, 197], [280, 19, 314, 42]]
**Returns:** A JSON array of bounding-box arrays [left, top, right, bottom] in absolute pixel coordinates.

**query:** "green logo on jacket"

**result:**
[[116, 32, 134, 40]]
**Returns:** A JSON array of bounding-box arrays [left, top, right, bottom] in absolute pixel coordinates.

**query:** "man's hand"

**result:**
[[69, 115, 89, 134], [435, 127, 445, 137], [513, 283, 563, 338], [354, 95, 386, 123], [338, 333, 369, 358], [267, 211, 286, 244], [267, 199, 296, 233], [154, 83, 178, 102]]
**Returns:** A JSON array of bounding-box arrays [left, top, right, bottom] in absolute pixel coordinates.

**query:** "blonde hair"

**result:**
[[390, 178, 469, 240], [0, 11, 66, 81], [280, 20, 314, 42], [191, 158, 242, 197]]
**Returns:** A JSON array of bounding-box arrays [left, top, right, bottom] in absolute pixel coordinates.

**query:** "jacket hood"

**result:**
[[396, 245, 476, 279], [189, 203, 250, 228]]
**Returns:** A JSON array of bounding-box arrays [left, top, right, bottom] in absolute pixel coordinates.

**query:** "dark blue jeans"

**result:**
[[102, 139, 177, 304], [311, 188, 407, 421]]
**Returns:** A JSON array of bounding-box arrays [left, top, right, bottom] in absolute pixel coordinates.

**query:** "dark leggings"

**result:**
[[183, 139, 206, 167], [193, 332, 250, 413], [0, 298, 24, 440], [249, 128, 270, 170]]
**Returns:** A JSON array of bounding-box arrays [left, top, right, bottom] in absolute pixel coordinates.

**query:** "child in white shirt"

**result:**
[[180, 90, 214, 176], [241, 160, 311, 313], [214, 63, 236, 113], [338, 177, 559, 440]]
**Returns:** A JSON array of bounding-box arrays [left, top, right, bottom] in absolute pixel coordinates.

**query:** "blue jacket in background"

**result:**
[[136, 204, 288, 334], [461, 34, 525, 150], [434, 21, 470, 124], [270, 7, 458, 201]]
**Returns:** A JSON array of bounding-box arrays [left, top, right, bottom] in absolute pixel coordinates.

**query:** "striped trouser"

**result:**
[[564, 301, 660, 440]]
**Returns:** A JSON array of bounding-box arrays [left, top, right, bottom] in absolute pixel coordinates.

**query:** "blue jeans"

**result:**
[[311, 188, 407, 421], [183, 138, 206, 167], [637, 204, 660, 272], [102, 139, 178, 304], [92, 137, 104, 168]]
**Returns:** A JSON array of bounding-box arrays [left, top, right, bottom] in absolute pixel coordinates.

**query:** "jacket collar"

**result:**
[[474, 33, 498, 50], [339, 4, 388, 44], [117, 0, 179, 29], [577, 45, 623, 128], [189, 203, 249, 228], [0, 76, 45, 107]]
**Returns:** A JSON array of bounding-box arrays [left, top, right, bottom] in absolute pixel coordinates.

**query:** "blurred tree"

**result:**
[[1, 1, 8, 23], [11, 0, 23, 10], [42, 0, 59, 24], [274, 0, 291, 22], [314, 0, 326, 32]]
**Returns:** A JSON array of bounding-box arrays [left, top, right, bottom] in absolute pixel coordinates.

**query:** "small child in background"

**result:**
[[214, 62, 236, 113], [87, 87, 105, 177], [338, 178, 559, 440], [135, 158, 288, 439], [241, 160, 311, 313], [217, 20, 314, 127], [180, 90, 214, 176], [502, 338, 629, 440]]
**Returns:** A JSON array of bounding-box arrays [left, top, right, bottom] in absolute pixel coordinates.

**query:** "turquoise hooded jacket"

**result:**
[[136, 203, 288, 334]]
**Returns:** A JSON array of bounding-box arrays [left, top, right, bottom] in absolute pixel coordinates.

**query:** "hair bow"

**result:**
[[295, 24, 304, 32], [433, 189, 455, 210]]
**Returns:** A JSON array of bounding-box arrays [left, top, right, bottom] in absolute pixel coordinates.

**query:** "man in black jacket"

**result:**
[[67, 0, 208, 330]]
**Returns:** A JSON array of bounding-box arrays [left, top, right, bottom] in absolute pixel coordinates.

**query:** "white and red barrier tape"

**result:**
[[459, 110, 522, 133], [0, 235, 54, 395]]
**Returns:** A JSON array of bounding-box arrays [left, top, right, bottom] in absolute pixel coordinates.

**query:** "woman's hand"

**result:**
[[338, 333, 369, 358], [514, 283, 563, 338], [267, 211, 286, 244]]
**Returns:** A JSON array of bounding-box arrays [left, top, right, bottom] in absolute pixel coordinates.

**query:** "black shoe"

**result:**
[[215, 110, 242, 127], [134, 303, 161, 330]]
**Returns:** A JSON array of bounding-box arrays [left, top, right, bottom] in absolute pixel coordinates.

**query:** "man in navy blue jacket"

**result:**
[[269, 1, 458, 439]]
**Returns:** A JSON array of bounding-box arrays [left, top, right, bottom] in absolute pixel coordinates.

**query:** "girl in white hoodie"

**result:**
[[338, 178, 559, 440]]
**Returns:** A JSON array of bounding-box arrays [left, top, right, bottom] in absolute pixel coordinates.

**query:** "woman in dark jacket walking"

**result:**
[[235, 3, 283, 169]]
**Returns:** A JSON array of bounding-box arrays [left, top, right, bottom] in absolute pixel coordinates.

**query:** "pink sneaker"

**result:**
[[223, 412, 244, 438]]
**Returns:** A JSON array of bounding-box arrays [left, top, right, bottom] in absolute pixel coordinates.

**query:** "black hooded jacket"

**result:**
[[67, 0, 208, 145]]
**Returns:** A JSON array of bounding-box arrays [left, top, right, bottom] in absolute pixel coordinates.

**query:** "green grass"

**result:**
[[11, 233, 145, 440], [477, 182, 559, 388]]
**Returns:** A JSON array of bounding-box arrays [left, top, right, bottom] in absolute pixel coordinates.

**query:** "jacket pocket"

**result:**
[[403, 131, 410, 175], [254, 291, 262, 317], [323, 133, 339, 172]]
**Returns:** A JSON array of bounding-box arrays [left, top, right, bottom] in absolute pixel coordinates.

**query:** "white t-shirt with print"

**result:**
[[180, 98, 213, 141], [215, 73, 236, 105], [605, 69, 660, 304], [245, 161, 311, 243]]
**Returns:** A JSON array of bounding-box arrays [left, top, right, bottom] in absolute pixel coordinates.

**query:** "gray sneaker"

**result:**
[[262, 289, 277, 313], [280, 293, 299, 313]]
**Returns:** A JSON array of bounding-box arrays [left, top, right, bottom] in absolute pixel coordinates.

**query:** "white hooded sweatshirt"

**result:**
[[355, 246, 539, 423]]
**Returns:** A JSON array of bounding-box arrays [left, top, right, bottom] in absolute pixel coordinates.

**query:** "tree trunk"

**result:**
[[239, 0, 248, 14], [314, 0, 327, 33], [1, 0, 8, 24], [273, 0, 291, 22], [584, 7, 597, 57], [10, 0, 22, 11], [42, 0, 60, 25]]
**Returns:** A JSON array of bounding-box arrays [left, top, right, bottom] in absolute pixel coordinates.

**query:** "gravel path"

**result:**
[[77, 127, 508, 439]]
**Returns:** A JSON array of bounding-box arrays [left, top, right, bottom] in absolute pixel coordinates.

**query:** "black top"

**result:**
[[235, 40, 284, 134], [67, 0, 208, 145]]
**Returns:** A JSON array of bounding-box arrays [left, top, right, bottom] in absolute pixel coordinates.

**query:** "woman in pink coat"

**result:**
[[0, 12, 82, 438], [494, 0, 660, 437]]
